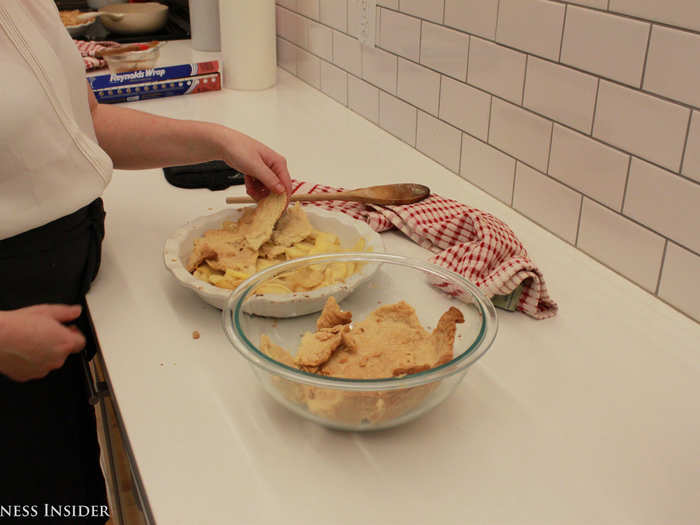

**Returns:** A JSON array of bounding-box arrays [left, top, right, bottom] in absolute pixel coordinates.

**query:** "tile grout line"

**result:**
[[545, 122, 555, 174], [464, 35, 470, 84], [620, 155, 633, 212], [510, 159, 517, 206], [418, 17, 423, 64], [331, 15, 335, 62], [639, 23, 653, 89], [279, 34, 700, 184], [590, 78, 601, 136], [574, 195, 585, 246], [520, 54, 529, 105], [495, 0, 502, 41], [283, 4, 700, 113], [678, 111, 694, 175], [558, 4, 568, 62], [486, 96, 494, 143], [437, 74, 443, 116], [654, 239, 669, 295]]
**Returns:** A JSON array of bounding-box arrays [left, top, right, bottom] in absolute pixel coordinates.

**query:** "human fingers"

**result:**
[[54, 324, 86, 355], [25, 304, 82, 323], [247, 158, 287, 195], [259, 148, 293, 195], [244, 175, 270, 201]]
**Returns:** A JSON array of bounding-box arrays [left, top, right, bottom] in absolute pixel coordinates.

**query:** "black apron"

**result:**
[[0, 199, 108, 523]]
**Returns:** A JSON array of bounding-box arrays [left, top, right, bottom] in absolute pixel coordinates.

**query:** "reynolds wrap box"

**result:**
[[88, 60, 219, 90], [93, 72, 221, 104]]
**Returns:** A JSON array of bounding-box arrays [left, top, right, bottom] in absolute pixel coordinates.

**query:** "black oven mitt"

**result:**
[[163, 160, 246, 191]]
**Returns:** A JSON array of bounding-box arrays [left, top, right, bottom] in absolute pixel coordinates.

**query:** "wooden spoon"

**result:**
[[225, 183, 431, 206]]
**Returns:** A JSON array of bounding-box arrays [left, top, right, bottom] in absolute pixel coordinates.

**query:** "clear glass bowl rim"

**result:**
[[221, 252, 498, 392]]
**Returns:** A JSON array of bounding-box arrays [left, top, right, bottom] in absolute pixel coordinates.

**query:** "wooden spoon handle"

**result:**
[[225, 191, 359, 204]]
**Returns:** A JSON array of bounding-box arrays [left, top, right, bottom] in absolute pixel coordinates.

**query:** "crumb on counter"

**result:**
[[192, 330, 200, 340]]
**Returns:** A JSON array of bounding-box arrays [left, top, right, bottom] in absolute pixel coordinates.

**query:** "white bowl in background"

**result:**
[[163, 207, 385, 315]]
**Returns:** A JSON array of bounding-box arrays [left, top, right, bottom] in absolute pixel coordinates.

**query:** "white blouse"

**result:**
[[0, 0, 112, 240]]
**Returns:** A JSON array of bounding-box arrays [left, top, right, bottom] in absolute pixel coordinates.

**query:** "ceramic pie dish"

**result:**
[[163, 207, 385, 314]]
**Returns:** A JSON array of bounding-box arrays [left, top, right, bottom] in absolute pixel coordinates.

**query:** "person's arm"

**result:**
[[86, 86, 292, 200], [0, 305, 85, 382]]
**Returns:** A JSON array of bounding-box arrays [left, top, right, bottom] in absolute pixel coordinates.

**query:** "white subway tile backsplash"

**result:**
[[444, 0, 499, 40], [399, 0, 444, 24], [348, 75, 380, 123], [624, 158, 700, 253], [362, 45, 398, 93], [467, 37, 526, 105], [439, 76, 491, 141], [523, 57, 598, 133], [307, 21, 333, 60], [397, 58, 441, 115], [420, 22, 469, 81], [379, 91, 417, 145], [644, 26, 700, 109], [277, 7, 305, 47], [593, 81, 690, 172], [297, 0, 320, 20], [549, 125, 629, 210], [561, 6, 649, 87], [320, 0, 347, 32], [658, 243, 700, 322], [378, 8, 421, 62], [609, 0, 700, 33], [416, 112, 462, 172], [297, 48, 321, 88], [276, 37, 297, 74], [489, 99, 552, 172], [460, 134, 516, 204], [333, 30, 362, 76], [496, 0, 566, 61], [578, 198, 665, 292], [279, 0, 700, 314], [513, 163, 582, 244], [683, 112, 700, 183], [321, 61, 348, 105]]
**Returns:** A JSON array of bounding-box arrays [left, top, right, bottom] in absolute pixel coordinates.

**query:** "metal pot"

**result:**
[[98, 2, 169, 35]]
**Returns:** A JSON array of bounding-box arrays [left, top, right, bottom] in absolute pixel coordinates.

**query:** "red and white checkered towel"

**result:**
[[291, 180, 558, 320], [74, 40, 120, 71]]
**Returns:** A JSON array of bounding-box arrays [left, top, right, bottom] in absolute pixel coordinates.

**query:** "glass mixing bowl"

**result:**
[[222, 253, 498, 431]]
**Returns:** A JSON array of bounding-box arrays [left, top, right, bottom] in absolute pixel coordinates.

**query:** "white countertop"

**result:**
[[87, 41, 700, 525]]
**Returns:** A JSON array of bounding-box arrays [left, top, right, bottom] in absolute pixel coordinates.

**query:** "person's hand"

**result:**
[[0, 304, 86, 382], [218, 128, 293, 201]]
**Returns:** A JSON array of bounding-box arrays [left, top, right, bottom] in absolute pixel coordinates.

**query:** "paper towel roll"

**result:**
[[190, 0, 221, 52], [218, 0, 277, 90]]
